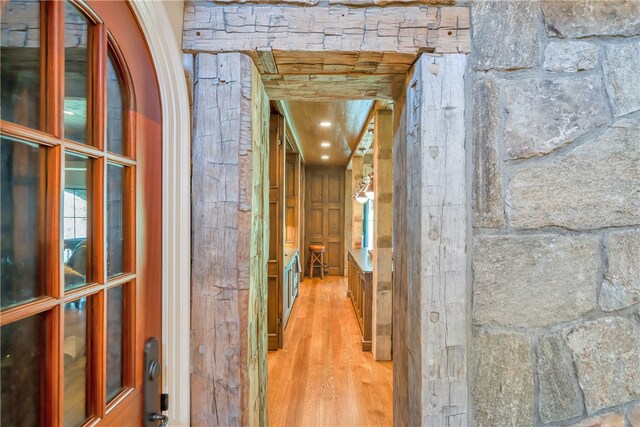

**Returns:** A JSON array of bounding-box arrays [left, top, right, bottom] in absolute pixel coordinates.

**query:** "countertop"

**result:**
[[284, 247, 299, 265], [348, 247, 373, 273]]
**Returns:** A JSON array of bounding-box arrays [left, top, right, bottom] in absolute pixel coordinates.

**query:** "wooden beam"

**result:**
[[183, 3, 471, 55], [256, 47, 279, 75], [275, 100, 306, 165], [346, 101, 377, 167]]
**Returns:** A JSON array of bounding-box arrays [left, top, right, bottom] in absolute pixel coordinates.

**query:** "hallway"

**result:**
[[268, 276, 393, 427]]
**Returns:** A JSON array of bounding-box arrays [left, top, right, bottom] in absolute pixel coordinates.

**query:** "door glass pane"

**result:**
[[64, 297, 88, 427], [0, 0, 41, 129], [107, 163, 124, 277], [64, 1, 89, 144], [64, 152, 89, 290], [107, 54, 124, 154], [1, 313, 44, 427], [106, 285, 124, 400], [1, 135, 45, 308]]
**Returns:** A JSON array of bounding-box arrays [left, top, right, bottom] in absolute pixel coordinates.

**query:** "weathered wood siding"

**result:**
[[190, 52, 269, 426]]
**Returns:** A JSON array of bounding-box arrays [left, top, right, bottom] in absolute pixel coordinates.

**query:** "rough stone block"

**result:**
[[562, 412, 626, 427], [473, 234, 598, 327], [330, 0, 455, 5], [472, 76, 504, 228], [542, 0, 640, 38], [471, 0, 540, 70], [472, 331, 533, 427], [564, 316, 640, 414], [544, 41, 599, 72], [599, 230, 640, 311], [537, 335, 584, 423], [507, 120, 640, 230], [603, 42, 640, 117], [504, 75, 607, 159], [629, 402, 640, 427]]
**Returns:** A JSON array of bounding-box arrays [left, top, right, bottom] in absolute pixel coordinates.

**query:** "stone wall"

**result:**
[[469, 2, 640, 426]]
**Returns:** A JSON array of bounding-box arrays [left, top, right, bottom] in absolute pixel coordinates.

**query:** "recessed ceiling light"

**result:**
[[320, 121, 332, 127], [321, 155, 329, 160], [321, 142, 331, 147]]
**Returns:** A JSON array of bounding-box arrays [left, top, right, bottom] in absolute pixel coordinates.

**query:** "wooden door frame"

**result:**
[[185, 3, 471, 425]]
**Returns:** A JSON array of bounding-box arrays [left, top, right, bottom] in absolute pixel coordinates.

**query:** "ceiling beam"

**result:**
[[346, 101, 379, 169], [274, 100, 306, 165]]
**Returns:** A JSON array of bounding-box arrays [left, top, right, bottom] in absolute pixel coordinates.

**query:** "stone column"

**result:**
[[393, 54, 468, 426], [351, 156, 364, 248], [372, 109, 393, 361], [190, 52, 269, 427]]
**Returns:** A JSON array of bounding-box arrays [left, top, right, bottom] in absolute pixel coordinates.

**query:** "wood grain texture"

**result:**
[[419, 54, 467, 427], [372, 108, 393, 361], [182, 3, 470, 100], [190, 52, 269, 426], [282, 100, 374, 166], [392, 54, 468, 426], [304, 167, 345, 276], [391, 69, 410, 427], [268, 276, 393, 427], [347, 250, 373, 351], [268, 114, 286, 351], [183, 3, 470, 55]]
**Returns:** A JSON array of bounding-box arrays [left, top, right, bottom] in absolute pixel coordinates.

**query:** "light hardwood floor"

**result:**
[[268, 276, 393, 427]]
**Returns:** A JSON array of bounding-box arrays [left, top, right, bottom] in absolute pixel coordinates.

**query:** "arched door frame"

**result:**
[[128, 3, 191, 426]]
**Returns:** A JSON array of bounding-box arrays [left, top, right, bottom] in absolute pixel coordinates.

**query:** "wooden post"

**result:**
[[372, 108, 393, 361], [344, 167, 353, 275], [351, 156, 364, 248], [393, 53, 468, 426], [191, 52, 269, 427]]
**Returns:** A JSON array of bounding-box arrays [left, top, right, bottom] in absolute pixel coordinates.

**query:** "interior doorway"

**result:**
[[188, 34, 470, 427], [265, 97, 394, 424]]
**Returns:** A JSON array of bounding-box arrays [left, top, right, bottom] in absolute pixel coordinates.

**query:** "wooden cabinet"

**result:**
[[347, 249, 373, 351], [283, 250, 300, 328]]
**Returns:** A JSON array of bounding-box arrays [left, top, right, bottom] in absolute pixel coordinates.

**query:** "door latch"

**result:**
[[144, 337, 169, 427]]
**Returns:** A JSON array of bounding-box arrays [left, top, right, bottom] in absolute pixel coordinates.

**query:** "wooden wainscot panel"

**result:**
[[267, 113, 286, 350]]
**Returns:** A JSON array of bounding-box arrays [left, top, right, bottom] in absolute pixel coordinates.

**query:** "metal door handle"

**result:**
[[150, 413, 169, 427]]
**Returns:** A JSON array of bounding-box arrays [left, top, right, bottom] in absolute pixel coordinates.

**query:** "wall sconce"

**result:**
[[354, 184, 369, 204], [364, 173, 374, 200], [353, 173, 374, 204]]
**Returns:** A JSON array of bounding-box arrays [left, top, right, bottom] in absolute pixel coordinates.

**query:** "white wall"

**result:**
[[161, 1, 185, 49]]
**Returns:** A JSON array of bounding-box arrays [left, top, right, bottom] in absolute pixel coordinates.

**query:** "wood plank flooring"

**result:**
[[268, 276, 393, 427]]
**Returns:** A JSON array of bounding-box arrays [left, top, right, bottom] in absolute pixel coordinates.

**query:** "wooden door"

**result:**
[[0, 1, 162, 425], [267, 113, 285, 350], [305, 167, 345, 276]]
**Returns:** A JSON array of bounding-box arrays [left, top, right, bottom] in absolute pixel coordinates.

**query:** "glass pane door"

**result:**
[[1, 1, 138, 424]]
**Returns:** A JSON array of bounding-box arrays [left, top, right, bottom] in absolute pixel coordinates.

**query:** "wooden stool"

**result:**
[[308, 245, 327, 279]]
